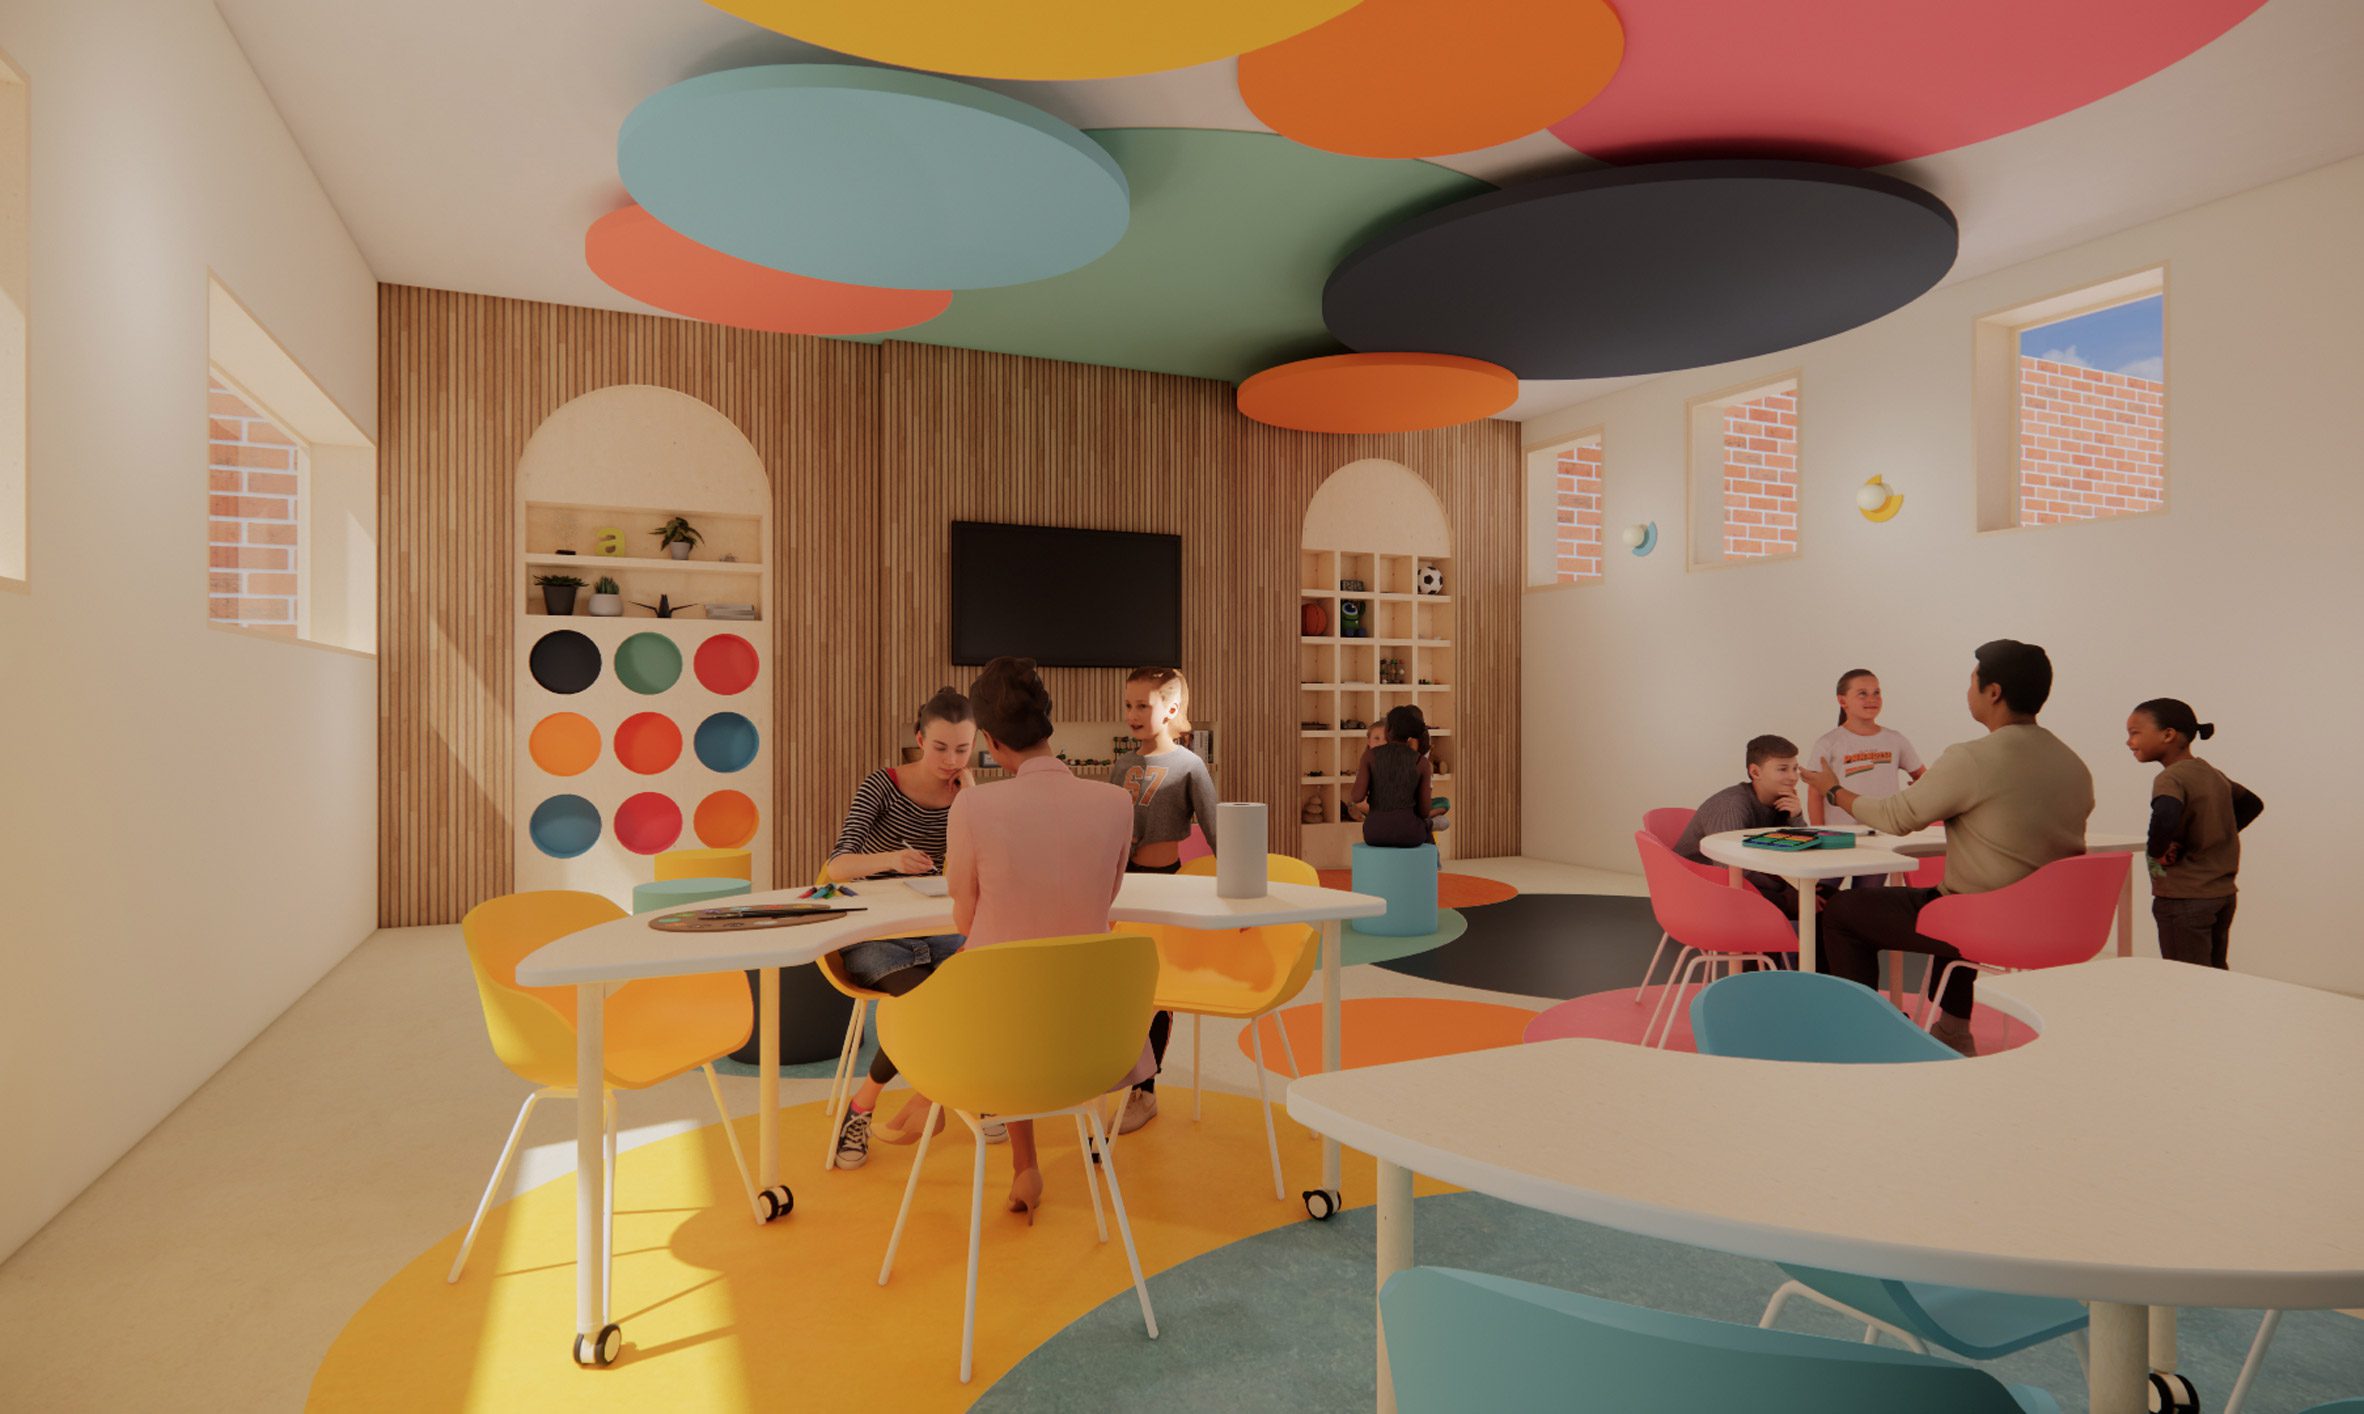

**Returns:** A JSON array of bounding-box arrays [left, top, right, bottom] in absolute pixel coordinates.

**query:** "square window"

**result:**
[[1974, 269, 2166, 531], [1525, 432, 1604, 588], [1685, 375, 1800, 568]]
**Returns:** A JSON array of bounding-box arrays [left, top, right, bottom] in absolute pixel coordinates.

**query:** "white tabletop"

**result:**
[[1697, 829, 1916, 880], [1288, 958, 2364, 1310], [1870, 826, 2147, 858], [517, 874, 1390, 987]]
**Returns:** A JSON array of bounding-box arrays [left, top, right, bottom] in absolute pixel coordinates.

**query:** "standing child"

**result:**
[[1111, 666, 1220, 1132], [1806, 669, 1926, 828], [2127, 698, 2263, 969]]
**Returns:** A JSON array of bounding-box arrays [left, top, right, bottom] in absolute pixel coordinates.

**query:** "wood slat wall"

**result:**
[[379, 285, 1520, 926]]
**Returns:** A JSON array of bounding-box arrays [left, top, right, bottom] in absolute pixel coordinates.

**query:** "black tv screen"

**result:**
[[949, 521, 1181, 669]]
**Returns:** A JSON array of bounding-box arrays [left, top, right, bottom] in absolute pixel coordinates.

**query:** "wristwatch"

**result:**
[[1825, 785, 1843, 807]]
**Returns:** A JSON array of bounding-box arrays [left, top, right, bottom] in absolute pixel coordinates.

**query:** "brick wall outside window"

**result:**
[[1722, 390, 1797, 560], [2018, 355, 2163, 525], [1553, 441, 1603, 583], [208, 378, 301, 630]]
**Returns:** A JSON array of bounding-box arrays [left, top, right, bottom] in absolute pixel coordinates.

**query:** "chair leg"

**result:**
[[1653, 954, 1713, 1049], [1759, 1280, 1801, 1329], [1193, 1013, 1204, 1122], [1777, 1281, 1924, 1352], [1088, 1108, 1159, 1342], [699, 1064, 765, 1223], [1074, 1112, 1108, 1242], [1635, 932, 1674, 1001], [823, 999, 868, 1170], [1922, 961, 1967, 1031], [1274, 1012, 1304, 1082], [1644, 945, 1697, 1043], [958, 1127, 987, 1384], [1250, 1023, 1285, 1201], [2223, 1309, 2281, 1414], [447, 1089, 548, 1283], [878, 1101, 941, 1286]]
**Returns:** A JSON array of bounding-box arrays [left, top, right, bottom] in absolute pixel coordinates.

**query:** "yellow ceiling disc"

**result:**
[[703, 0, 1362, 80]]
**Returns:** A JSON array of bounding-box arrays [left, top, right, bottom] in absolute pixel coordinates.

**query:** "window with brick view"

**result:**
[[2015, 293, 2164, 525], [1721, 387, 1798, 561], [1552, 439, 1603, 583], [208, 375, 305, 632]]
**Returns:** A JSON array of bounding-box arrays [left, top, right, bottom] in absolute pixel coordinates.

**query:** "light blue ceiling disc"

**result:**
[[618, 65, 1130, 291]]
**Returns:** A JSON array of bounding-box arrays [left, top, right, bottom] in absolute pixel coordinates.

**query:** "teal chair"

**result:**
[[1690, 971, 2088, 1364], [1381, 1267, 2060, 1413], [1349, 842, 1439, 937], [2298, 1402, 2364, 1412]]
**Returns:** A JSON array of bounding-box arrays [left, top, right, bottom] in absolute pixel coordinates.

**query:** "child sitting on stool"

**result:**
[[1348, 706, 1441, 848]]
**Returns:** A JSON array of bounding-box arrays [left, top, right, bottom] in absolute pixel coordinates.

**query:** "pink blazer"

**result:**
[[947, 754, 1151, 1087]]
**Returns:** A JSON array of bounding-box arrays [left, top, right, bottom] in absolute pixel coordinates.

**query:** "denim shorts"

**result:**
[[838, 933, 964, 988]]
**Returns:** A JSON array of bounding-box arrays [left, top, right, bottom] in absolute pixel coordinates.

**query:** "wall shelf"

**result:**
[[1296, 546, 1457, 861], [525, 552, 763, 575]]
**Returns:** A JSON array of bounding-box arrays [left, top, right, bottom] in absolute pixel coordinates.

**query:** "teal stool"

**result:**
[[1351, 842, 1439, 936], [1382, 1267, 2060, 1414], [632, 876, 751, 915]]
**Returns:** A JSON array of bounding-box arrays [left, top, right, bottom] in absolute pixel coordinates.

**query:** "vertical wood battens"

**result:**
[[379, 286, 1519, 924]]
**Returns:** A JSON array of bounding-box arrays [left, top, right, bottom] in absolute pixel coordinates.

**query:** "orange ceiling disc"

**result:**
[[1237, 353, 1517, 433], [585, 204, 951, 336], [1240, 0, 1624, 158]]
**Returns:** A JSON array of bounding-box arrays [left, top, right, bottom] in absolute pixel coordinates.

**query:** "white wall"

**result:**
[[0, 1, 377, 1260], [1521, 154, 2364, 994]]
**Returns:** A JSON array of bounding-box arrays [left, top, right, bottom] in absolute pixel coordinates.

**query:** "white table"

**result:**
[[1288, 959, 2364, 1414], [1695, 830, 1916, 971], [1874, 827, 2148, 956], [517, 873, 1385, 1365]]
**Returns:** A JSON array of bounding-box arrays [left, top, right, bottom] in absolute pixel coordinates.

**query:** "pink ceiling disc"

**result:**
[[586, 204, 951, 336], [1548, 0, 2269, 166]]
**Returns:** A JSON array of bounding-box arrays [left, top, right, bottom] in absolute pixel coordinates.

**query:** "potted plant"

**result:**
[[652, 515, 702, 561], [588, 575, 623, 617], [534, 573, 584, 616]]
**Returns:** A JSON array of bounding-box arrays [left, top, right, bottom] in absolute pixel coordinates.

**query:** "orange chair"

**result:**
[[448, 891, 765, 1291], [1126, 853, 1320, 1200]]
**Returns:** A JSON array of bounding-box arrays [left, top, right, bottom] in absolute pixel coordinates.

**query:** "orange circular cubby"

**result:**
[[695, 790, 762, 849], [528, 712, 602, 777]]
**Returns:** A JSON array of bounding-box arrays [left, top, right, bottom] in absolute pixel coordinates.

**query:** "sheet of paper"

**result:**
[[902, 875, 950, 897]]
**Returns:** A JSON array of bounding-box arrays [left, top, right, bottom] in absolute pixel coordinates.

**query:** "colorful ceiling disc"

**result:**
[[1548, 0, 2270, 166], [586, 205, 950, 336], [617, 66, 1128, 290], [901, 129, 1487, 383], [1240, 0, 1625, 158], [1323, 161, 1956, 379], [1237, 354, 1517, 433], [699, 0, 1360, 81]]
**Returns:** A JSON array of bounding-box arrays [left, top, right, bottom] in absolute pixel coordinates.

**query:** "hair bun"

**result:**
[[2197, 722, 2216, 740]]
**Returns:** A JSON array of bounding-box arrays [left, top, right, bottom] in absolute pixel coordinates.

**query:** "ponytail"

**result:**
[[1126, 666, 1192, 736], [1834, 668, 1877, 727], [2133, 697, 2213, 744], [1384, 704, 1431, 757]]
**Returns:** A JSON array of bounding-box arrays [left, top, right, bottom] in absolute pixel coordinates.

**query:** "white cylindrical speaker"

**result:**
[[1215, 802, 1269, 899]]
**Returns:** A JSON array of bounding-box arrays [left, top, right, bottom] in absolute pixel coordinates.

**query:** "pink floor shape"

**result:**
[[1525, 983, 2037, 1054]]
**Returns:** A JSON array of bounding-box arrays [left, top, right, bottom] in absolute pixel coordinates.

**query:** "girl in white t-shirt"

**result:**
[[1806, 668, 1926, 828]]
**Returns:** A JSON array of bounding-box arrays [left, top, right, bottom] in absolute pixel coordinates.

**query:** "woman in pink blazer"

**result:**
[[947, 657, 1143, 1220]]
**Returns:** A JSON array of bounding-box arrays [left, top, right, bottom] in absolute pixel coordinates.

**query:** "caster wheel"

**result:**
[[1303, 1188, 1340, 1221], [2146, 1371, 2197, 1413], [573, 1323, 622, 1367], [760, 1185, 794, 1221]]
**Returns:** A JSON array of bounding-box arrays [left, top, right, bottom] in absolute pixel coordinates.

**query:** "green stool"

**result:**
[[631, 876, 751, 915]]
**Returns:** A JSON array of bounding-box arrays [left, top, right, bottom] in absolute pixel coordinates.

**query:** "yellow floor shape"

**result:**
[[309, 1092, 1451, 1410]]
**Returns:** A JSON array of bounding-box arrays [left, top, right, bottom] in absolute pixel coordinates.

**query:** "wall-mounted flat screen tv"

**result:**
[[949, 521, 1181, 669]]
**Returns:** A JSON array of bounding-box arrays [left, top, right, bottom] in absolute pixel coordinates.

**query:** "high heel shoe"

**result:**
[[874, 1101, 945, 1146], [1005, 1167, 1044, 1226]]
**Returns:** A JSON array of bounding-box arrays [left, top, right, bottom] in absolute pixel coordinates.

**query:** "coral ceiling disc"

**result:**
[[586, 205, 950, 336], [1237, 354, 1517, 433]]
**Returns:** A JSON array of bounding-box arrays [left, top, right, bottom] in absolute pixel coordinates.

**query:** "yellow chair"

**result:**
[[875, 933, 1161, 1383], [1127, 853, 1319, 1201], [815, 862, 957, 1169], [655, 847, 752, 882], [448, 891, 766, 1293]]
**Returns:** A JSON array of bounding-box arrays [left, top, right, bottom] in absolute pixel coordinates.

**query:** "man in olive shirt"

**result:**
[[1799, 640, 2094, 1055]]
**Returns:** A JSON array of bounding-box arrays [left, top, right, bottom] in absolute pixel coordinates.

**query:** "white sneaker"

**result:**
[[979, 1114, 1008, 1145], [1117, 1088, 1158, 1135], [834, 1108, 872, 1169]]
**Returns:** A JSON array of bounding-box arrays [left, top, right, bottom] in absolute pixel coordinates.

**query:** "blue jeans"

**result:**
[[839, 933, 964, 989]]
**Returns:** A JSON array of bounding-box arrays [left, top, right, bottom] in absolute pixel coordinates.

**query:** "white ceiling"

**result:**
[[216, 0, 2364, 423]]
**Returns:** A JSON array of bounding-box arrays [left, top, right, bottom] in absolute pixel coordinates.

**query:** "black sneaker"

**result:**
[[835, 1108, 872, 1169]]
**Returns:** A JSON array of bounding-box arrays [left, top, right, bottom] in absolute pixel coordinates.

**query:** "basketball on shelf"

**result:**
[[1301, 601, 1329, 636], [1417, 562, 1444, 595]]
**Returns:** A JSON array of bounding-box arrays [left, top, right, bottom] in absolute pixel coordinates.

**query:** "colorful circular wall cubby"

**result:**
[[513, 386, 775, 900]]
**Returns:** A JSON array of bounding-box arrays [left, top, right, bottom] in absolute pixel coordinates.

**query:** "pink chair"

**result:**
[[1635, 832, 1799, 1048], [1633, 809, 1730, 1004], [1912, 853, 2131, 1030]]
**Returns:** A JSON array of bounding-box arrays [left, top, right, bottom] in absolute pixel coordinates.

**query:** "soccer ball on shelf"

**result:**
[[1416, 562, 1444, 596]]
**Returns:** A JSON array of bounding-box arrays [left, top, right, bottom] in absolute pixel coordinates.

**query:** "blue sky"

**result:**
[[2021, 294, 2164, 381]]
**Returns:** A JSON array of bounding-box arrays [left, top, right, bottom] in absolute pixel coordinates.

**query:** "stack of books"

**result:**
[[705, 602, 758, 620]]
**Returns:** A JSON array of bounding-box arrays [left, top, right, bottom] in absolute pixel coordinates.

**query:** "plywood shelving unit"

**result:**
[[1297, 547, 1456, 865]]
